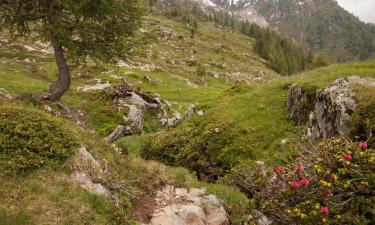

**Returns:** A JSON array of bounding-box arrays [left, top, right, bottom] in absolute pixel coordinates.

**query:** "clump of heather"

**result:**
[[250, 138, 374, 225]]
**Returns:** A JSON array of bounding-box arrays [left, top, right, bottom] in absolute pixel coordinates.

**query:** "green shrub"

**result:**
[[0, 104, 79, 174], [248, 138, 374, 225], [348, 99, 375, 147], [196, 65, 206, 78], [141, 120, 253, 181]]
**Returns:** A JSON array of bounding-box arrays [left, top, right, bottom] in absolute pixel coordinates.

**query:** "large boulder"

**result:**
[[143, 185, 229, 225], [309, 78, 356, 139], [287, 76, 375, 139]]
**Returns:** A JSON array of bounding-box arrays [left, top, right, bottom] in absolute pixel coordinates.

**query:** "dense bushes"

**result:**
[[0, 105, 78, 174], [240, 138, 374, 225]]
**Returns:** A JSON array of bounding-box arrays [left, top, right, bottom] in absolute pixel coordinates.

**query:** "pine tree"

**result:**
[[0, 0, 142, 101]]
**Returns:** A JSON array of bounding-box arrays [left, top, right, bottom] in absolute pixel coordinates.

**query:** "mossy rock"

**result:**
[[0, 104, 79, 174]]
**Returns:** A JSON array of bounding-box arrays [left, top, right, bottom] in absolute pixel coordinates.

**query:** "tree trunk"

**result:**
[[49, 45, 71, 101]]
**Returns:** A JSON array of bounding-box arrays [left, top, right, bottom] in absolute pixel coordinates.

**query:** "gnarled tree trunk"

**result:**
[[49, 44, 71, 101]]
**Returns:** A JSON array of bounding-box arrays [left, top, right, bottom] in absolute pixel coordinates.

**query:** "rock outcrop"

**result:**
[[308, 78, 357, 139], [70, 147, 111, 197], [288, 76, 375, 139], [142, 185, 229, 225], [287, 84, 314, 125], [184, 103, 204, 119], [77, 81, 182, 142]]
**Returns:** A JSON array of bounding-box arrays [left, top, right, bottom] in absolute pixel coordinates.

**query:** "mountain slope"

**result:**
[[141, 59, 375, 181], [197, 0, 375, 61], [0, 14, 273, 224]]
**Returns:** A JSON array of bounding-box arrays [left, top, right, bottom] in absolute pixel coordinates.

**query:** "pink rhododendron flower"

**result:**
[[299, 178, 310, 186], [343, 154, 352, 160], [274, 165, 286, 173], [295, 165, 304, 172], [358, 142, 368, 149], [289, 181, 299, 188], [320, 207, 329, 214]]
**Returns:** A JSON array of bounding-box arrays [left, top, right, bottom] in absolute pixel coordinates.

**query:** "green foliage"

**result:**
[[309, 53, 331, 69], [0, 104, 78, 174], [348, 86, 375, 147], [242, 22, 309, 75], [0, 0, 143, 64], [196, 65, 206, 78], [249, 139, 375, 225]]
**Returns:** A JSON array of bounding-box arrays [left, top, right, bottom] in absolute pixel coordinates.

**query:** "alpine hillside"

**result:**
[[196, 0, 375, 61]]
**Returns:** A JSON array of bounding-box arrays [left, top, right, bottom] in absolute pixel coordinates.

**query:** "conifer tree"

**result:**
[[0, 0, 142, 101]]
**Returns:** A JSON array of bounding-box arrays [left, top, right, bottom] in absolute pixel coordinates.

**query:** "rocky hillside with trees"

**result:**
[[0, 0, 374, 224], [197, 0, 375, 62]]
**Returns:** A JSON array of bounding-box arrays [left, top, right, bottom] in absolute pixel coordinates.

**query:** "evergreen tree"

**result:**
[[0, 0, 142, 101]]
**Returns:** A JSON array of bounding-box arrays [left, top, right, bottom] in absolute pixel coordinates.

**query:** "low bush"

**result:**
[[246, 138, 374, 225], [0, 104, 79, 174]]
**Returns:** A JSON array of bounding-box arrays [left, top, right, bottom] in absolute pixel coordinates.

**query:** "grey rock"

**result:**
[[310, 78, 357, 139], [71, 147, 111, 197], [105, 125, 132, 143], [77, 78, 111, 92], [287, 76, 374, 139], [247, 210, 272, 225], [144, 185, 229, 225]]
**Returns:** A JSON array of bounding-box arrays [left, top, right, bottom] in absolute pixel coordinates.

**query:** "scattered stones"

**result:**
[[77, 78, 111, 92], [110, 74, 123, 80], [227, 70, 267, 84], [141, 185, 229, 225], [184, 104, 204, 118], [104, 83, 182, 142]]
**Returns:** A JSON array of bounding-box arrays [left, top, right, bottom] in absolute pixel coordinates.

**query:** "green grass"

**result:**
[[141, 59, 375, 182]]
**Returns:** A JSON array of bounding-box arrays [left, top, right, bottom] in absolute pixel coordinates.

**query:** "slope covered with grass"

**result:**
[[141, 60, 375, 181], [0, 14, 264, 224]]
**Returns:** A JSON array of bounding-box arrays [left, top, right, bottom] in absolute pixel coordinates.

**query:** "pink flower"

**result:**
[[343, 154, 352, 160], [358, 142, 368, 149], [320, 207, 329, 214], [289, 181, 300, 188], [295, 165, 305, 172], [299, 178, 310, 186], [274, 165, 286, 173]]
